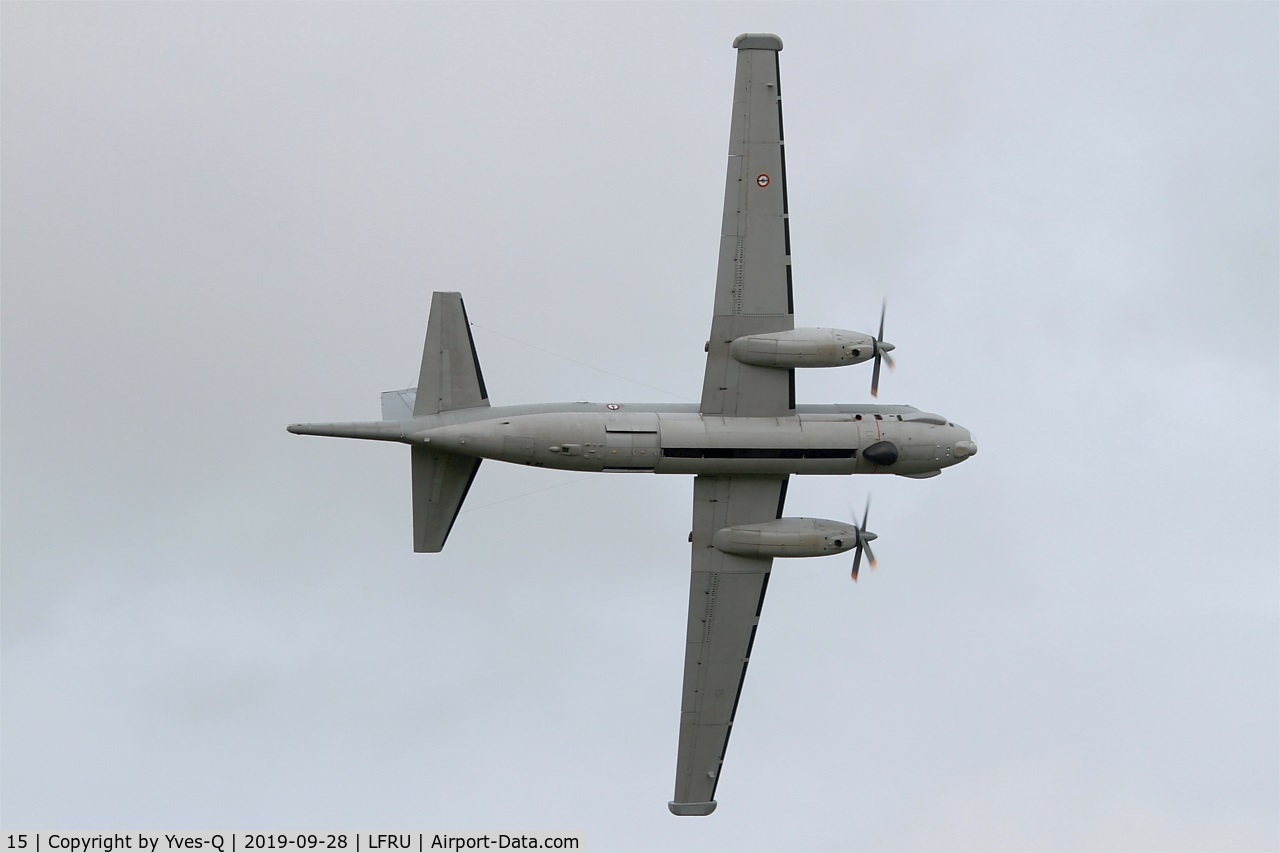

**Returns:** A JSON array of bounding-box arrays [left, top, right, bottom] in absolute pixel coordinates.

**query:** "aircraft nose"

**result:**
[[954, 438, 977, 458]]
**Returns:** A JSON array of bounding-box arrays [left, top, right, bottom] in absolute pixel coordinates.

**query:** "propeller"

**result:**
[[869, 299, 896, 398], [850, 496, 879, 582]]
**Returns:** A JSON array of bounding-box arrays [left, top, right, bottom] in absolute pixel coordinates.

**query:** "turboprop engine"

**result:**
[[729, 302, 898, 396], [711, 517, 869, 558], [728, 328, 886, 369]]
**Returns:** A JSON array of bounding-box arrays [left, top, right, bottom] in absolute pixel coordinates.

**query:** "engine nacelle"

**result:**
[[729, 328, 877, 368], [712, 517, 861, 558]]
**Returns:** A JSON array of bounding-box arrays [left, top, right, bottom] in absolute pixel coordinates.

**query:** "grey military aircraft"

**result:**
[[289, 33, 976, 816]]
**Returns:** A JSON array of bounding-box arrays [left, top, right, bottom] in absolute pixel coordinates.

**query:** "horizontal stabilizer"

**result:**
[[412, 446, 481, 553], [415, 292, 489, 416]]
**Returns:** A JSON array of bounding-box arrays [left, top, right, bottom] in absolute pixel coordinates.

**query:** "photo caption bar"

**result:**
[[3, 835, 584, 853]]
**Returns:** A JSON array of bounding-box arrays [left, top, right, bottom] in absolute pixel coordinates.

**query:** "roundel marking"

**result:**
[[606, 403, 621, 410], [756, 174, 771, 188]]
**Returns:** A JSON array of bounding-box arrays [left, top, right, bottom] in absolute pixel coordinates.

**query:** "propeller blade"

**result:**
[[870, 300, 888, 397], [852, 497, 875, 579], [882, 349, 896, 371]]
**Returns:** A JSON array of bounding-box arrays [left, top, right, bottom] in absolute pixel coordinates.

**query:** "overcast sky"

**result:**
[[3, 3, 1277, 851]]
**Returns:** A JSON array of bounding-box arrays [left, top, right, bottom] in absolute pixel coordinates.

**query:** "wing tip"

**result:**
[[668, 800, 718, 816], [733, 33, 783, 51]]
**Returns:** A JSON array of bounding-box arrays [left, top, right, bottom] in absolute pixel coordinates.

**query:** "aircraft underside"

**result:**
[[288, 33, 976, 816]]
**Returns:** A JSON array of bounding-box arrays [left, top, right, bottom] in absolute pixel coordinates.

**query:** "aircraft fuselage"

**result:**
[[290, 402, 976, 478]]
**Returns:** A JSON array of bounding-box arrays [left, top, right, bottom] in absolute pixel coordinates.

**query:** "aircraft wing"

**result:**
[[669, 473, 789, 816], [699, 33, 794, 418]]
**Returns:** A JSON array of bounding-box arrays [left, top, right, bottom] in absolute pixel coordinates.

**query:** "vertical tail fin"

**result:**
[[414, 292, 489, 416]]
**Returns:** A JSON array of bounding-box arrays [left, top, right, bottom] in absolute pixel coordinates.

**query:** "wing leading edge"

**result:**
[[669, 473, 789, 816], [699, 33, 792, 418]]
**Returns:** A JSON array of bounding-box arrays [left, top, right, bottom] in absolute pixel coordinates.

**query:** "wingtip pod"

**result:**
[[669, 800, 717, 816], [733, 33, 783, 51]]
